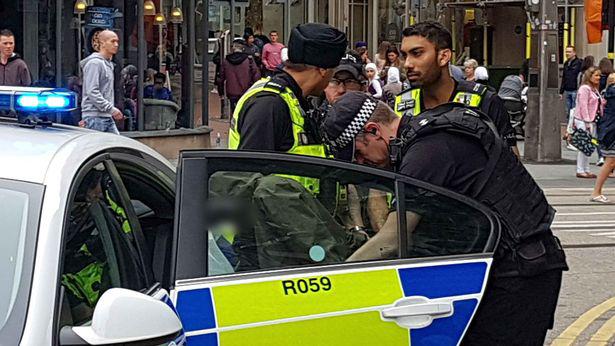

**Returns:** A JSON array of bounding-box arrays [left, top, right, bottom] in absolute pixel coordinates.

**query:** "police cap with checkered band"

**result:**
[[321, 91, 379, 161]]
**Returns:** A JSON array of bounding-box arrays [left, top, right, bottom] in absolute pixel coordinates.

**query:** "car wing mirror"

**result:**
[[60, 288, 182, 345]]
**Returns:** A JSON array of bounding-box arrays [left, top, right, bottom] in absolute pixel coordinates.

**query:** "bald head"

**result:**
[[98, 29, 119, 59]]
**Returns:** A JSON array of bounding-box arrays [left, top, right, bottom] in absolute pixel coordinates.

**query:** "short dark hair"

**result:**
[[0, 29, 14, 38], [270, 30, 278, 35], [402, 21, 452, 51], [154, 72, 166, 83]]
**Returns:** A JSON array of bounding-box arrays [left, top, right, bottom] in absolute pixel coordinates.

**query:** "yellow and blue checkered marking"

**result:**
[[175, 261, 489, 346]]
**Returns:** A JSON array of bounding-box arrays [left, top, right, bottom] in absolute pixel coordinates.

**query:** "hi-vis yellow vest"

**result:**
[[228, 78, 326, 194], [394, 83, 488, 117]]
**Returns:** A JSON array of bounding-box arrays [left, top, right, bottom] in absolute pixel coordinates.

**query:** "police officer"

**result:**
[[321, 91, 568, 345], [394, 21, 520, 157], [228, 23, 347, 156]]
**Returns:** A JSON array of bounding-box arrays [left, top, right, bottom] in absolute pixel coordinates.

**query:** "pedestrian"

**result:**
[[144, 72, 174, 102], [0, 29, 31, 86], [380, 45, 405, 83], [598, 57, 613, 91], [463, 58, 478, 81], [578, 55, 595, 86], [322, 50, 367, 105], [355, 45, 371, 64], [559, 46, 582, 122], [474, 66, 495, 91], [261, 31, 285, 77], [228, 22, 346, 157], [219, 42, 260, 114], [242, 33, 260, 57], [394, 23, 519, 157], [365, 63, 383, 99], [79, 29, 124, 134], [382, 66, 402, 108], [591, 73, 615, 203], [322, 89, 568, 346], [374, 41, 391, 70], [573, 66, 604, 178]]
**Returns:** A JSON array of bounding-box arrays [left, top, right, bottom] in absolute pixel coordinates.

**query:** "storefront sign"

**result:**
[[85, 7, 118, 28]]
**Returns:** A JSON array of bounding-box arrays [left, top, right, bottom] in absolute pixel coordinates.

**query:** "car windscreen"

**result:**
[[0, 179, 43, 343]]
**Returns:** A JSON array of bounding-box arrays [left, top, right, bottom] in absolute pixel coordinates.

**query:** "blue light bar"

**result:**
[[0, 86, 77, 114]]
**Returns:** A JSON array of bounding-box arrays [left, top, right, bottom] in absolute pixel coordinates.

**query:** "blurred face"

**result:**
[[591, 70, 601, 87], [361, 51, 368, 63], [270, 32, 278, 43], [354, 125, 391, 168], [247, 35, 255, 45], [99, 31, 119, 56], [464, 66, 475, 79], [401, 35, 450, 87], [387, 51, 398, 63], [366, 69, 376, 80], [325, 71, 364, 103], [565, 47, 576, 60], [0, 35, 15, 58]]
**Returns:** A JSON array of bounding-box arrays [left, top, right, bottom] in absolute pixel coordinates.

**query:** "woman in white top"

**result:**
[[365, 63, 383, 99]]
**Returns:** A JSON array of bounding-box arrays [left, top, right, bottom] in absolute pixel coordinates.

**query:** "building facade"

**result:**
[[2, 0, 608, 130]]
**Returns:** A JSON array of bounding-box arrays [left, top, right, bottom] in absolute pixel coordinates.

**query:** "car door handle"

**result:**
[[381, 302, 452, 319], [381, 296, 454, 329]]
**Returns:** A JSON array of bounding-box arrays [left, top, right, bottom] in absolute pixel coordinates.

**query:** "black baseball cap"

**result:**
[[322, 91, 379, 161], [334, 50, 367, 81]]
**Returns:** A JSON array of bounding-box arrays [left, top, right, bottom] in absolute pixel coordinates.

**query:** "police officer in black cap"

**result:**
[[321, 91, 568, 345], [228, 23, 347, 157]]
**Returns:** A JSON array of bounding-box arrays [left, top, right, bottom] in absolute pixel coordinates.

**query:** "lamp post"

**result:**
[[74, 0, 87, 64]]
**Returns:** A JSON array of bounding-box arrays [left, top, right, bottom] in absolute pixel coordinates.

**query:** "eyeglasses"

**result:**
[[329, 78, 363, 90]]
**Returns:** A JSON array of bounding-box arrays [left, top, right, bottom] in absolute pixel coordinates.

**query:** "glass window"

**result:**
[[113, 160, 175, 285], [0, 179, 42, 345], [204, 158, 396, 275], [402, 182, 493, 257], [0, 189, 29, 329], [60, 162, 148, 325]]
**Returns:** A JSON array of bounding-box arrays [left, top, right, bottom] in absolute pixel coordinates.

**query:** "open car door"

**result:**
[[171, 150, 500, 346]]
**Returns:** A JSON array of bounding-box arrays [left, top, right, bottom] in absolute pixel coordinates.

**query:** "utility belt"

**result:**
[[494, 232, 568, 278]]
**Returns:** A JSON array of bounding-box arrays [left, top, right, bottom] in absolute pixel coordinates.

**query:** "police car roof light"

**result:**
[[0, 86, 78, 114]]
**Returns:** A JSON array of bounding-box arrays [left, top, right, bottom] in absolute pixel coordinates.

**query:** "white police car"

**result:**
[[2, 87, 500, 345]]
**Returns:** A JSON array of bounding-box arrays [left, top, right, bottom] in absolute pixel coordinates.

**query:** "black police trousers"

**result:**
[[461, 269, 563, 346]]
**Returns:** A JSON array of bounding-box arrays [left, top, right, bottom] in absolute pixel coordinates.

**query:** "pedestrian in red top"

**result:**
[[262, 31, 285, 77]]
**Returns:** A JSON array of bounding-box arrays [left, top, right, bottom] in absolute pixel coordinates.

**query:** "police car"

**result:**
[[2, 86, 501, 345]]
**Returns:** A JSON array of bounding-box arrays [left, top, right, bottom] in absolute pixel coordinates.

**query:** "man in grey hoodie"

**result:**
[[0, 29, 31, 86], [80, 29, 123, 134]]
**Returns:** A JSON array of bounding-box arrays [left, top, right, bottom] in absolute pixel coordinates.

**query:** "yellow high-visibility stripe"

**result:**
[[212, 269, 403, 327]]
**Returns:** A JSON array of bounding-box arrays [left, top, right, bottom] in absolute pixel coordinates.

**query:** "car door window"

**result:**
[[402, 180, 495, 258], [202, 156, 397, 275], [112, 159, 175, 287], [173, 151, 500, 345], [60, 162, 148, 325]]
